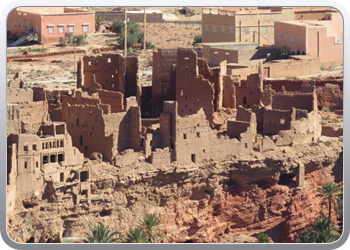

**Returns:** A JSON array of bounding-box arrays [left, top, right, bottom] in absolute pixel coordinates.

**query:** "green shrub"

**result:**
[[322, 108, 331, 113], [337, 115, 343, 118], [276, 45, 291, 59], [111, 19, 124, 33], [331, 118, 338, 123], [256, 133, 263, 137], [192, 34, 202, 45], [118, 21, 144, 47], [145, 41, 156, 49]]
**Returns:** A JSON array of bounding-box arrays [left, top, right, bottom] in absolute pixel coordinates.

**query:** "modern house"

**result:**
[[274, 12, 343, 65], [7, 7, 95, 43], [201, 7, 294, 46]]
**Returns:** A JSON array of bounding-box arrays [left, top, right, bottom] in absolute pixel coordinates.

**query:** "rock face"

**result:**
[[7, 140, 343, 243]]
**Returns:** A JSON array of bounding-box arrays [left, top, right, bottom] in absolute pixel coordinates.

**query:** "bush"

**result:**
[[192, 34, 202, 45], [257, 233, 270, 243], [118, 21, 143, 47], [276, 45, 291, 59], [111, 19, 124, 33], [319, 140, 331, 147], [62, 33, 87, 46], [145, 41, 156, 49]]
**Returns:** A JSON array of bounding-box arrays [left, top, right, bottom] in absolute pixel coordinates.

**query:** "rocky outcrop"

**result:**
[[7, 140, 343, 243]]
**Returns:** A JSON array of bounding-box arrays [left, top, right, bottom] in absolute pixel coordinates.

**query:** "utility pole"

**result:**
[[74, 38, 76, 81], [124, 10, 128, 57], [143, 7, 146, 50]]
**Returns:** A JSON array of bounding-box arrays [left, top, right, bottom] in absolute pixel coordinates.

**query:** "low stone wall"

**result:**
[[7, 45, 143, 61]]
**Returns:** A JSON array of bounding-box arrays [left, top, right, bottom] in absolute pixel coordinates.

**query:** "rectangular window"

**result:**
[[277, 33, 281, 40], [291, 35, 295, 42], [220, 26, 225, 33], [301, 37, 305, 43], [83, 24, 89, 32], [212, 25, 217, 33], [229, 27, 234, 34], [203, 25, 209, 32], [48, 26, 54, 33], [18, 21, 21, 27], [23, 19, 27, 28], [68, 25, 74, 33], [285, 34, 289, 41], [58, 25, 64, 33], [35, 24, 38, 33]]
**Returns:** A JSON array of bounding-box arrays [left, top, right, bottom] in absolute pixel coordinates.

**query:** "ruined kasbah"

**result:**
[[6, 6, 343, 244]]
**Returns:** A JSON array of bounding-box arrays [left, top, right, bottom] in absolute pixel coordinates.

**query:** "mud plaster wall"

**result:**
[[20, 101, 48, 133], [263, 79, 343, 92], [64, 100, 141, 161], [125, 56, 142, 106], [176, 48, 215, 120], [272, 92, 316, 112], [7, 104, 21, 136], [96, 11, 164, 23], [7, 88, 34, 104], [222, 75, 237, 108], [152, 48, 177, 97], [159, 101, 254, 165], [263, 109, 293, 135], [77, 54, 125, 94], [289, 111, 321, 143], [265, 57, 320, 78], [97, 89, 123, 113]]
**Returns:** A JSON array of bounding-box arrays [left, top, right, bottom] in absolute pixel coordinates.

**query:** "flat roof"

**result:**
[[16, 7, 94, 15]]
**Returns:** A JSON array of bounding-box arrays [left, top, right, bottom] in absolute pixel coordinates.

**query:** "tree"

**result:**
[[275, 45, 291, 59], [308, 215, 339, 243], [118, 20, 144, 47], [111, 19, 124, 33], [256, 233, 270, 243], [124, 227, 148, 243], [95, 14, 104, 31], [316, 181, 342, 233], [84, 223, 121, 243], [138, 213, 165, 243]]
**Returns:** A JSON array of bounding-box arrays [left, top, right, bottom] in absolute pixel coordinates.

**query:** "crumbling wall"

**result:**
[[64, 98, 141, 162], [176, 48, 215, 121], [125, 55, 142, 106], [272, 92, 316, 112], [263, 108, 293, 135], [7, 104, 21, 136], [157, 101, 254, 165], [152, 48, 177, 97], [20, 101, 49, 133], [7, 88, 34, 104], [77, 54, 125, 94], [222, 75, 237, 109], [97, 89, 124, 113]]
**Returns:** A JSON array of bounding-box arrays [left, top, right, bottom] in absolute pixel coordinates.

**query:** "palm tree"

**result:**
[[316, 181, 342, 233], [308, 215, 339, 243], [124, 227, 148, 243], [298, 231, 316, 243], [84, 223, 121, 243], [138, 213, 165, 243], [95, 14, 104, 31], [256, 233, 270, 243]]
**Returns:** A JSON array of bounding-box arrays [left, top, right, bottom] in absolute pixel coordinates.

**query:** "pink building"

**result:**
[[7, 7, 95, 43], [274, 12, 343, 65]]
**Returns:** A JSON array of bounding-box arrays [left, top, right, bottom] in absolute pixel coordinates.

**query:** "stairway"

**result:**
[[8, 35, 27, 47]]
